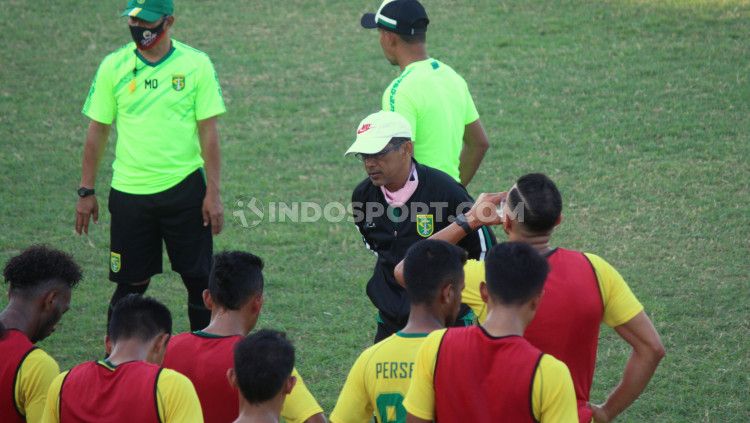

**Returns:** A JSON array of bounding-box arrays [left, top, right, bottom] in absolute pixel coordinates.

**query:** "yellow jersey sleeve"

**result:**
[[531, 355, 578, 423], [330, 349, 375, 423], [585, 253, 644, 327], [14, 348, 60, 423], [281, 368, 324, 423], [156, 369, 204, 423], [402, 329, 445, 420], [462, 259, 487, 324], [40, 371, 67, 423]]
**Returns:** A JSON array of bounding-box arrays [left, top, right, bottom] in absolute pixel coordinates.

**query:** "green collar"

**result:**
[[192, 330, 235, 339], [396, 331, 429, 338], [135, 43, 176, 68]]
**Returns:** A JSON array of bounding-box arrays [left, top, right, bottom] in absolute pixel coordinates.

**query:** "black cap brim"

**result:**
[[361, 13, 377, 29]]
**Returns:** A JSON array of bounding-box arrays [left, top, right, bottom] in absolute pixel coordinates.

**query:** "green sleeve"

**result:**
[[195, 57, 226, 120], [82, 58, 116, 124]]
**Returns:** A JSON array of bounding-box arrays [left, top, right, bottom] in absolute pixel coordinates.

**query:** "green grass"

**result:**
[[1, 0, 748, 421]]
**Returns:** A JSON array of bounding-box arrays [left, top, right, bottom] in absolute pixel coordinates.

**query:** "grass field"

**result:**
[[1, 0, 748, 421]]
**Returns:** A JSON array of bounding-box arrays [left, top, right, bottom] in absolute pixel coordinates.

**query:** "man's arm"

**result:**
[[75, 120, 110, 235], [198, 117, 223, 236], [458, 119, 489, 186], [394, 193, 504, 287], [591, 312, 665, 422]]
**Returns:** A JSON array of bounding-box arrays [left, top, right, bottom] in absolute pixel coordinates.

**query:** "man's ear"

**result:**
[[440, 283, 454, 305], [403, 141, 414, 157], [502, 215, 513, 234], [555, 214, 563, 227], [252, 294, 264, 314], [479, 281, 489, 304], [202, 289, 213, 310], [104, 335, 113, 355], [227, 368, 238, 389], [283, 375, 297, 395], [165, 15, 175, 29], [41, 289, 58, 312], [149, 333, 170, 362], [529, 290, 544, 312]]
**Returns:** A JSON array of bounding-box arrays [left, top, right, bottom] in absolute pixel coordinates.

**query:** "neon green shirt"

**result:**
[[382, 59, 479, 182], [83, 40, 226, 194]]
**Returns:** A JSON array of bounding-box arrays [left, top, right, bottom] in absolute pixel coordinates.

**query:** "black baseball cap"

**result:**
[[361, 0, 429, 35]]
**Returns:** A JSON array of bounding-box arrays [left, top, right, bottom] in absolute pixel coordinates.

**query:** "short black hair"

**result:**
[[507, 173, 562, 233], [3, 245, 82, 298], [209, 251, 264, 310], [484, 242, 549, 305], [234, 329, 295, 404], [108, 294, 172, 343], [403, 240, 467, 304]]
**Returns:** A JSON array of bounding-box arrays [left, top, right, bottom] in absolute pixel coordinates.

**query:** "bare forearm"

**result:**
[[459, 120, 489, 186], [199, 118, 221, 195], [80, 122, 110, 187], [601, 349, 663, 419], [459, 144, 486, 186]]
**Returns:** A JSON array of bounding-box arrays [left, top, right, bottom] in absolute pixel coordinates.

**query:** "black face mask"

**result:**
[[129, 18, 167, 50]]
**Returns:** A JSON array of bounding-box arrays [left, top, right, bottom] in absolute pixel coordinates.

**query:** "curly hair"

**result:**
[[3, 245, 82, 295]]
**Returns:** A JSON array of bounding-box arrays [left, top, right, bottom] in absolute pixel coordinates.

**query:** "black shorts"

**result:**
[[108, 169, 212, 284]]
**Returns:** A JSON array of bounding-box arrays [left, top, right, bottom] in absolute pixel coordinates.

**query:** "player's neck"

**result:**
[[510, 231, 553, 256], [235, 396, 283, 423], [397, 46, 429, 71], [137, 38, 172, 63], [401, 304, 445, 334], [107, 341, 151, 365], [203, 309, 255, 337], [0, 301, 37, 341], [481, 307, 527, 338]]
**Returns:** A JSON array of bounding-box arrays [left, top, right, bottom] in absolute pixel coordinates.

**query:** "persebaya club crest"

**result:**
[[110, 252, 121, 273], [172, 74, 185, 91], [416, 214, 434, 238]]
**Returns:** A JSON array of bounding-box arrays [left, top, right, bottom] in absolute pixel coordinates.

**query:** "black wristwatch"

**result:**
[[77, 187, 95, 198], [455, 213, 473, 234]]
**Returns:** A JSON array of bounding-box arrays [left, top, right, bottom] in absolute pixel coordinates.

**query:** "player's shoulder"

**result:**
[[99, 42, 136, 68], [173, 39, 214, 63], [417, 162, 468, 197], [159, 367, 196, 388], [24, 347, 60, 371], [538, 354, 572, 381], [352, 176, 377, 200]]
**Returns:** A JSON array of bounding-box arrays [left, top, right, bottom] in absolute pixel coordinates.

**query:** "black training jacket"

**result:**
[[351, 161, 496, 327]]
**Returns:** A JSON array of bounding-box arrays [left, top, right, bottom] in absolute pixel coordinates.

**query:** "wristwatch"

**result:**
[[77, 187, 95, 198], [455, 213, 472, 234]]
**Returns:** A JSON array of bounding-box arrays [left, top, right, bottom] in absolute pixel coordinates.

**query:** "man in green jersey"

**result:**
[[74, 0, 226, 331], [361, 0, 490, 186]]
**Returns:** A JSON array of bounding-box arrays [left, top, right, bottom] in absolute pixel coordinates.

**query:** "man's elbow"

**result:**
[[641, 338, 666, 364]]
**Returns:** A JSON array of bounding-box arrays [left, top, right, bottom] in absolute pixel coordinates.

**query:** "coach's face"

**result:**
[[363, 141, 413, 189]]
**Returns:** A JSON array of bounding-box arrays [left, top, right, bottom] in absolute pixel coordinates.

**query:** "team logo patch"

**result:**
[[416, 214, 434, 237], [172, 74, 185, 91], [110, 252, 121, 273]]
